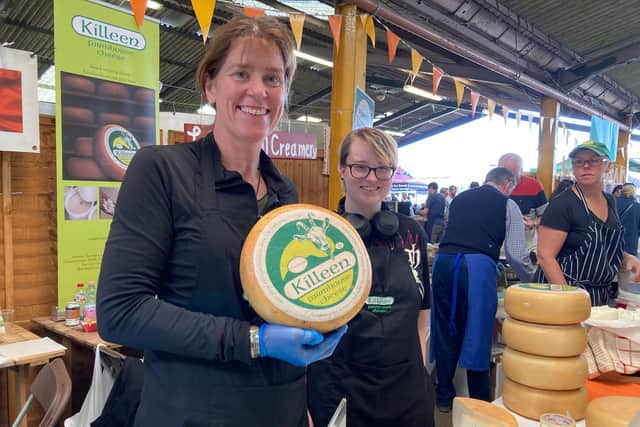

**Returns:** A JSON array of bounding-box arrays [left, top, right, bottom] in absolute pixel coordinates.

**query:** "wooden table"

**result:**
[[30, 317, 122, 417], [0, 322, 66, 427]]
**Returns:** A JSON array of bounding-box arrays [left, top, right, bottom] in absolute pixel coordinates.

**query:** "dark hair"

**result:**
[[428, 182, 438, 190], [550, 179, 574, 199], [485, 167, 515, 186], [612, 184, 624, 195], [196, 16, 297, 100], [469, 181, 480, 188]]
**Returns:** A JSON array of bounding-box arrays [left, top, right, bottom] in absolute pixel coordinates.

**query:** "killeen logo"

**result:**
[[71, 16, 146, 50]]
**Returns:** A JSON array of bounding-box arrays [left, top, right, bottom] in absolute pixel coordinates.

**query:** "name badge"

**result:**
[[366, 296, 394, 314]]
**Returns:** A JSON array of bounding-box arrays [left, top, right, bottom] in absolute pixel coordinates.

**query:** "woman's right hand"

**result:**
[[258, 324, 348, 367]]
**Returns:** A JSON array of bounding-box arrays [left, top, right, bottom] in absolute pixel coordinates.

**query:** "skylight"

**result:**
[[37, 65, 56, 103]]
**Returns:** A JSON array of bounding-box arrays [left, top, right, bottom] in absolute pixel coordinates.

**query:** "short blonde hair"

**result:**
[[339, 128, 398, 168], [195, 16, 297, 98], [622, 183, 636, 198]]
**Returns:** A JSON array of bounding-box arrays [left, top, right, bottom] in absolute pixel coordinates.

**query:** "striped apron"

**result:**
[[534, 185, 624, 306]]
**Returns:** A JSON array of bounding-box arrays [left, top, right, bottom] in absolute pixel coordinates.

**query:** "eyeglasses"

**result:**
[[572, 158, 608, 168], [346, 163, 396, 180]]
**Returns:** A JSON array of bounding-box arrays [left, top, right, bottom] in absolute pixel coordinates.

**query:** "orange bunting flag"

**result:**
[[454, 79, 465, 107], [191, 0, 216, 44], [411, 49, 423, 80], [365, 15, 376, 47], [289, 14, 305, 50], [487, 99, 496, 119], [432, 66, 444, 97], [328, 15, 343, 53], [470, 91, 480, 117], [243, 6, 265, 17], [130, 0, 147, 29], [502, 106, 509, 124], [386, 30, 400, 64], [516, 110, 522, 128]]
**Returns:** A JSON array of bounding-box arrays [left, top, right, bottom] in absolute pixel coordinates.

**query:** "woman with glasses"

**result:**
[[536, 140, 640, 305], [307, 128, 434, 427]]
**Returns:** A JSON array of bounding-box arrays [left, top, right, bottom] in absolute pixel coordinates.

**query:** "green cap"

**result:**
[[568, 140, 610, 159]]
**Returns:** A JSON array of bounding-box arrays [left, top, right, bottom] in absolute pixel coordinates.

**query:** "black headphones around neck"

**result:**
[[337, 198, 399, 241]]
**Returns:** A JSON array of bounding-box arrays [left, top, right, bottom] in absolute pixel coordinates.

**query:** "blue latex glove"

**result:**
[[258, 324, 348, 367]]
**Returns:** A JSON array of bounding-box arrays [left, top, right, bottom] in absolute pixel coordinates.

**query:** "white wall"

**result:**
[[159, 111, 215, 145]]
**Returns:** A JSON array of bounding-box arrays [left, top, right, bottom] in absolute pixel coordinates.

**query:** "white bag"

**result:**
[[65, 343, 116, 427]]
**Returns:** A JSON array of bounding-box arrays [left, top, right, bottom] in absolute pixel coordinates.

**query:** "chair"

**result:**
[[11, 358, 72, 427]]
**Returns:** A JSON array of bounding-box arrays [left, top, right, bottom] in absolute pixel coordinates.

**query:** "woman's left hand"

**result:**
[[622, 253, 640, 282]]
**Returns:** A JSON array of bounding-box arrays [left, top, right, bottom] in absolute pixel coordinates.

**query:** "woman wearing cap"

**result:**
[[536, 141, 640, 305]]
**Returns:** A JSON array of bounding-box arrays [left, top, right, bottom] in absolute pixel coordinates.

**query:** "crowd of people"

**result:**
[[94, 14, 640, 427]]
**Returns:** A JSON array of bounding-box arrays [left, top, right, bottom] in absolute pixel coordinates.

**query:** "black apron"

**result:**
[[308, 240, 432, 427], [135, 141, 307, 427], [534, 185, 624, 306]]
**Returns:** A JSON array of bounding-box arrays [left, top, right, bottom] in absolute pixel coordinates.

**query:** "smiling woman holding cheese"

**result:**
[[97, 16, 345, 427], [307, 128, 434, 427]]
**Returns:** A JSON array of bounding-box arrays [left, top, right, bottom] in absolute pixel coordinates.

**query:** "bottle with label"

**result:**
[[74, 282, 87, 320], [84, 281, 97, 322]]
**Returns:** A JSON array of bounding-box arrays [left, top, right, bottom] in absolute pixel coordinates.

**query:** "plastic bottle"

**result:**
[[74, 282, 87, 320], [84, 281, 97, 322]]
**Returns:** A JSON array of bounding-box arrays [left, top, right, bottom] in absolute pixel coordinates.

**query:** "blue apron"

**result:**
[[430, 252, 497, 371]]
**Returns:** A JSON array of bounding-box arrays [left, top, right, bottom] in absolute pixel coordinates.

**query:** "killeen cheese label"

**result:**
[[242, 204, 371, 328]]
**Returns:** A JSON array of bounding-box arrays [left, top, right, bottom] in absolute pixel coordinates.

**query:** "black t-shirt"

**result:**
[[540, 188, 619, 257]]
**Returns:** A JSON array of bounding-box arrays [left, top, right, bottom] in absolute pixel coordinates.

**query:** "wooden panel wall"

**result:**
[[169, 130, 331, 208], [0, 116, 58, 322]]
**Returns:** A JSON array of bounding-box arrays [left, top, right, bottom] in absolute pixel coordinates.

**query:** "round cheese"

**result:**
[[505, 283, 591, 325], [93, 125, 140, 181], [98, 82, 129, 98], [502, 347, 587, 391], [65, 157, 107, 181], [452, 397, 517, 426], [63, 106, 95, 124], [502, 317, 587, 357], [62, 75, 96, 94], [585, 396, 640, 427], [501, 377, 587, 420], [540, 413, 576, 426], [240, 203, 371, 332]]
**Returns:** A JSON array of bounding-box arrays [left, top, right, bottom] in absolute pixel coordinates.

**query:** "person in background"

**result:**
[[550, 179, 575, 200], [447, 185, 457, 202], [308, 128, 433, 427], [469, 181, 480, 189], [617, 183, 640, 256], [498, 154, 548, 254], [422, 182, 446, 243], [612, 184, 624, 198], [430, 167, 534, 426], [536, 141, 640, 306], [97, 16, 346, 427]]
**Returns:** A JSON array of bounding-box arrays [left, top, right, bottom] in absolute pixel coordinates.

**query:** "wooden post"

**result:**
[[615, 115, 633, 183], [2, 151, 14, 309], [327, 4, 367, 210], [537, 97, 560, 198]]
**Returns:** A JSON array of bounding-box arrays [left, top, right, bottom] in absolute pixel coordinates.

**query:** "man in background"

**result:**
[[498, 153, 547, 257], [431, 167, 534, 425], [421, 182, 446, 243]]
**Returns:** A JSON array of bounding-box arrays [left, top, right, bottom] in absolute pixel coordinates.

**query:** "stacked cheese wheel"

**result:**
[[502, 284, 591, 421], [585, 396, 640, 426]]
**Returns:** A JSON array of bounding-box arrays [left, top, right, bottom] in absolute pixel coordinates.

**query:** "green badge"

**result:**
[[366, 296, 394, 314], [104, 125, 140, 167]]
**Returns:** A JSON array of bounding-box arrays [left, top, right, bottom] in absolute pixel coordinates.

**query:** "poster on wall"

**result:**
[[54, 0, 159, 305], [0, 47, 40, 153]]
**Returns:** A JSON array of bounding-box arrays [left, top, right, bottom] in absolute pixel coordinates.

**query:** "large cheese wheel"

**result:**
[[62, 74, 96, 94], [502, 317, 587, 357], [98, 82, 129, 98], [452, 397, 517, 426], [65, 157, 107, 180], [505, 283, 591, 325], [63, 106, 95, 124], [502, 347, 587, 390], [93, 125, 140, 181], [501, 377, 587, 420], [240, 204, 371, 332], [585, 396, 640, 427]]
